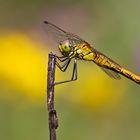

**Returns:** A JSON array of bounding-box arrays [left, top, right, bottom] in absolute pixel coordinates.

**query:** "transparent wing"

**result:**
[[92, 48, 121, 80], [100, 67, 121, 80], [43, 21, 88, 45]]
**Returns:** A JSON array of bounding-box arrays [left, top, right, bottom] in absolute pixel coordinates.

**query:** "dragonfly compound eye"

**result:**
[[58, 40, 72, 56], [63, 44, 71, 52]]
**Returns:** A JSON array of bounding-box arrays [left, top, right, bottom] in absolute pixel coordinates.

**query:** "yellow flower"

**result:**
[[0, 32, 48, 102]]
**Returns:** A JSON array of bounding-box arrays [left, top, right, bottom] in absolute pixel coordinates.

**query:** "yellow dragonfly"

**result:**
[[44, 20, 140, 85]]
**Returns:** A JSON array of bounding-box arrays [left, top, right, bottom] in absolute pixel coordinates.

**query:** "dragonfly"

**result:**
[[43, 20, 140, 85]]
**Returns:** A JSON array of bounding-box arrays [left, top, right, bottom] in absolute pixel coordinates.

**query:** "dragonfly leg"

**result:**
[[56, 58, 71, 72], [54, 59, 77, 85], [56, 55, 69, 62], [71, 59, 77, 81], [56, 51, 75, 62]]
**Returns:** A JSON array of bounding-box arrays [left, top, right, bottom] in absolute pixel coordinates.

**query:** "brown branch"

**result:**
[[47, 53, 58, 140]]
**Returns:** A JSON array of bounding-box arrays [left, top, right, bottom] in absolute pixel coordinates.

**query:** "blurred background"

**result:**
[[0, 0, 140, 139]]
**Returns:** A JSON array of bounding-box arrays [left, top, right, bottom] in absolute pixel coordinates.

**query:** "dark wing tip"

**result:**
[[44, 21, 49, 24]]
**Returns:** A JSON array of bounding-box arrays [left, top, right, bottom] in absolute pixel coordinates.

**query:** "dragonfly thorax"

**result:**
[[58, 40, 73, 56]]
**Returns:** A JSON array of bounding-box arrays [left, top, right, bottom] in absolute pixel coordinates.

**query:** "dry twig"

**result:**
[[47, 53, 58, 140]]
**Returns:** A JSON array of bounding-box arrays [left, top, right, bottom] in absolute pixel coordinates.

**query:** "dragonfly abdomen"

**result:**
[[119, 68, 140, 84], [93, 53, 114, 67], [104, 62, 140, 84], [92, 53, 140, 84], [108, 62, 140, 84]]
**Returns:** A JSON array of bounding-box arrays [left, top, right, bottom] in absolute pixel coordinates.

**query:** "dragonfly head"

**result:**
[[58, 40, 72, 56]]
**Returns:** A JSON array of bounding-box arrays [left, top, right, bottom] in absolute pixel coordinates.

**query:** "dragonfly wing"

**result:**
[[43, 21, 88, 45], [43, 21, 69, 43], [100, 67, 121, 80]]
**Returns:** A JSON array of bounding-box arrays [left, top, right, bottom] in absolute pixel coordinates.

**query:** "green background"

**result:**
[[0, 0, 140, 139]]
